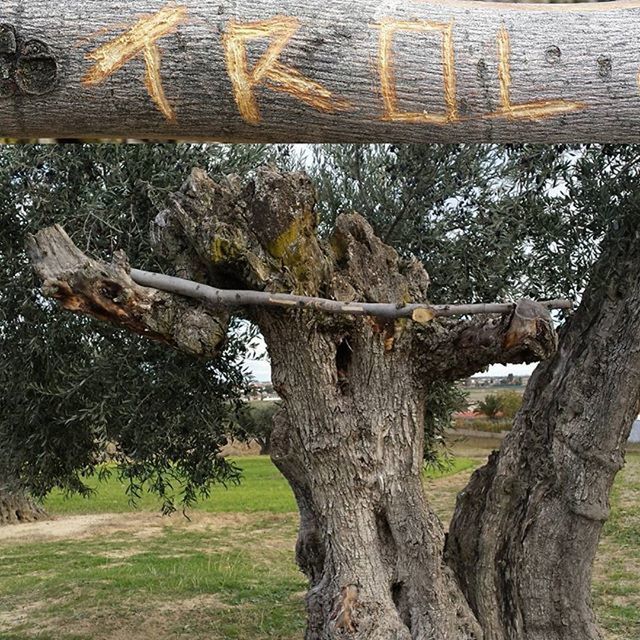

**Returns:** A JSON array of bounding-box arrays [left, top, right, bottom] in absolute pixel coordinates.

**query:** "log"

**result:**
[[1, 0, 640, 142]]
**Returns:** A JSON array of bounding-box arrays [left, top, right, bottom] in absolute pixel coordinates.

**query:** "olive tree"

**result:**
[[4, 143, 639, 639], [0, 143, 270, 521], [26, 146, 640, 639]]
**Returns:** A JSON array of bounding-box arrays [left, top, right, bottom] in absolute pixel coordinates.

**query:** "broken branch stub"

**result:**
[[27, 224, 230, 359], [29, 223, 569, 361], [413, 299, 559, 382]]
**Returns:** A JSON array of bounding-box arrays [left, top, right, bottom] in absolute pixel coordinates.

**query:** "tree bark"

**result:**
[[0, 488, 47, 525], [29, 166, 563, 639], [262, 315, 483, 640], [446, 213, 640, 640], [3, 0, 640, 142]]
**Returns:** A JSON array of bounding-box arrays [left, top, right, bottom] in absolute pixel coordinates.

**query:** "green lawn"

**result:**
[[0, 514, 306, 640], [0, 454, 636, 640], [43, 455, 478, 516], [592, 451, 640, 638]]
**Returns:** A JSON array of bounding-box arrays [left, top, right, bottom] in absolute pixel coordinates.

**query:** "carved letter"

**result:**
[[222, 16, 351, 125], [487, 26, 585, 120], [83, 4, 187, 122], [374, 19, 458, 124]]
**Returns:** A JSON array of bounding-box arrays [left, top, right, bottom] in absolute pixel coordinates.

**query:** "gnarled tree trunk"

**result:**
[[264, 317, 480, 639], [447, 212, 640, 640], [0, 487, 47, 525]]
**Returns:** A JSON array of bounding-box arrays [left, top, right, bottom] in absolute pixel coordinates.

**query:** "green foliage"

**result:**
[[235, 401, 280, 454], [475, 390, 523, 420], [476, 394, 503, 420], [308, 144, 640, 303], [497, 390, 523, 419], [423, 380, 468, 468], [0, 143, 273, 512]]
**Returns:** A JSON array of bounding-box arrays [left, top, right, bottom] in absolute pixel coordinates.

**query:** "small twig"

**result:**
[[130, 268, 572, 322]]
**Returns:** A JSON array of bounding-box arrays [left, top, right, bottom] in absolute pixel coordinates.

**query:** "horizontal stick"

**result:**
[[3, 0, 640, 141], [130, 268, 572, 320]]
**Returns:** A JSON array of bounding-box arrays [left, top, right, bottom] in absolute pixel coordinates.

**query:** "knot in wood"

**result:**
[[0, 24, 57, 97]]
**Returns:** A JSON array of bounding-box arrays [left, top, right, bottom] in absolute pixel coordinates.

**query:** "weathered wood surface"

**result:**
[[1, 0, 640, 141]]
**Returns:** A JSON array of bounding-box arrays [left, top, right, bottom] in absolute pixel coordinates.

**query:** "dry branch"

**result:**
[[27, 224, 571, 329], [130, 267, 572, 320]]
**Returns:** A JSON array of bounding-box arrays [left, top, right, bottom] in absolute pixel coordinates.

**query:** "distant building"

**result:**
[[460, 374, 530, 388]]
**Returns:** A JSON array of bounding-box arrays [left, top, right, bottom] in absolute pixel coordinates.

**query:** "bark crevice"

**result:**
[[0, 489, 47, 526]]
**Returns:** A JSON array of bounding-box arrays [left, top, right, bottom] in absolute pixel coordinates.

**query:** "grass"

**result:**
[[453, 417, 513, 433], [43, 455, 478, 516], [0, 515, 306, 640], [592, 451, 640, 639], [0, 453, 637, 640]]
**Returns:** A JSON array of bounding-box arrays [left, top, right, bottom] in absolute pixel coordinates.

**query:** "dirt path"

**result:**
[[0, 511, 265, 544]]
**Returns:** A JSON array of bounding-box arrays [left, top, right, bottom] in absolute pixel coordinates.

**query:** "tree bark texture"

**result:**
[[27, 225, 230, 358], [446, 214, 640, 640], [4, 0, 640, 142], [29, 166, 561, 639], [0, 488, 47, 525]]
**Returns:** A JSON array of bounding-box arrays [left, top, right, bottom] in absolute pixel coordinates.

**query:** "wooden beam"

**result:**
[[2, 0, 640, 142]]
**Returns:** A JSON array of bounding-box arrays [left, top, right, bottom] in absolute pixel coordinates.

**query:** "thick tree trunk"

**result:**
[[3, 0, 640, 142], [264, 316, 482, 640], [0, 488, 47, 525], [446, 214, 640, 640]]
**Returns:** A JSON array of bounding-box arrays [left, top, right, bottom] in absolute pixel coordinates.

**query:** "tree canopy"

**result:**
[[0, 144, 270, 512]]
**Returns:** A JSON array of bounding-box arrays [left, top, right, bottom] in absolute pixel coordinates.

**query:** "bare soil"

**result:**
[[0, 511, 266, 544]]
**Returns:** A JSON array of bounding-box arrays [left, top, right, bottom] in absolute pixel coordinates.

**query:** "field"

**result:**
[[0, 446, 638, 640]]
